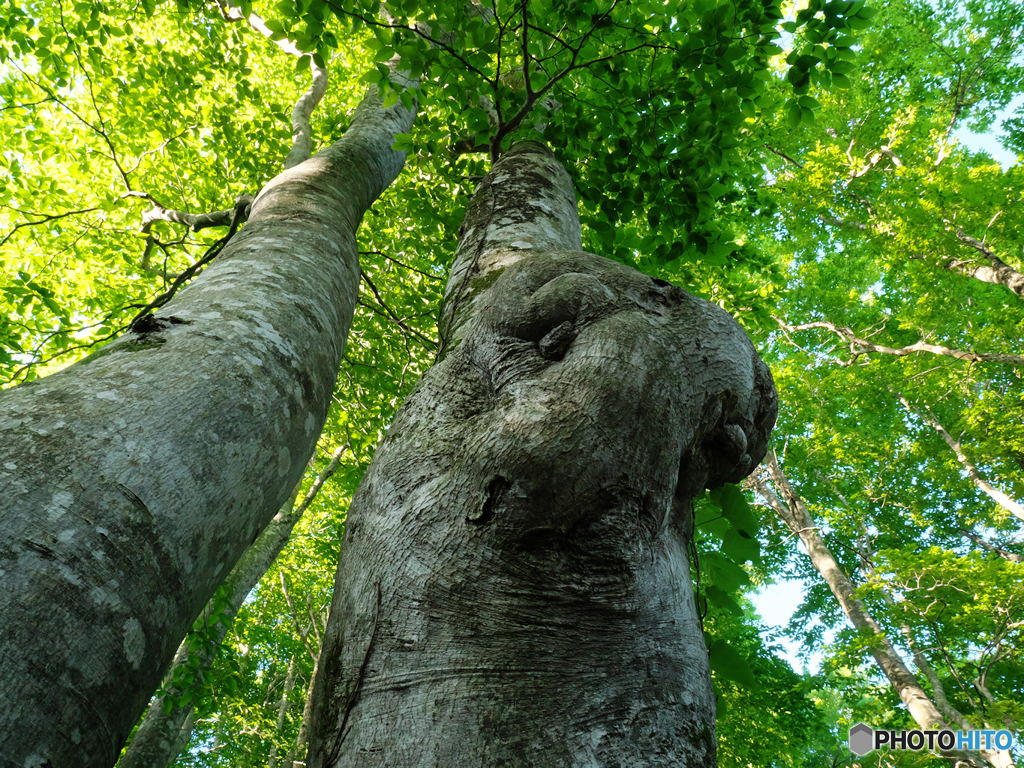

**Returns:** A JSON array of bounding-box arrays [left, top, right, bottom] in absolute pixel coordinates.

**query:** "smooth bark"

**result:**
[[0, 88, 414, 768], [269, 657, 299, 768], [117, 444, 345, 768], [288, 651, 321, 767], [306, 141, 778, 767]]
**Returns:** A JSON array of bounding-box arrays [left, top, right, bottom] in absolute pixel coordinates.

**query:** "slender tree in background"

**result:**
[[744, 0, 1023, 765]]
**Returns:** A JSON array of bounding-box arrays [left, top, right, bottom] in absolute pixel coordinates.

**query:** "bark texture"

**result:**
[[306, 142, 777, 767], [0, 90, 413, 768], [118, 444, 342, 768]]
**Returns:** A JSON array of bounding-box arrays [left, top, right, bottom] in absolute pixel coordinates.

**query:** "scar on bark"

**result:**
[[130, 315, 189, 335], [468, 476, 509, 524]]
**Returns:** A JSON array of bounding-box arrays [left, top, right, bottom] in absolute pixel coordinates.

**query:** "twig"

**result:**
[[126, 194, 251, 331], [359, 270, 437, 349]]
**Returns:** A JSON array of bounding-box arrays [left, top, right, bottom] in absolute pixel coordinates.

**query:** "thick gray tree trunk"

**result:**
[[305, 141, 777, 767], [0, 90, 413, 768]]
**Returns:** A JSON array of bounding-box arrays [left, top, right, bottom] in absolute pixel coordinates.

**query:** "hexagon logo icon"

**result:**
[[849, 723, 874, 756]]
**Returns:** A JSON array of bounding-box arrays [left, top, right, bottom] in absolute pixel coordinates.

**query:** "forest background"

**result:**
[[0, 0, 1022, 765]]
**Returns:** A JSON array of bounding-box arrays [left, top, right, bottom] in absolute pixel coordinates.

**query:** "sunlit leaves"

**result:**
[[745, 0, 1024, 736]]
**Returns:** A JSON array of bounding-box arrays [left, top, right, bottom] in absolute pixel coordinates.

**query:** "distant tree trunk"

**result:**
[[306, 141, 778, 767], [288, 652, 322, 767], [269, 657, 299, 768], [0, 89, 414, 768], [752, 451, 1014, 768]]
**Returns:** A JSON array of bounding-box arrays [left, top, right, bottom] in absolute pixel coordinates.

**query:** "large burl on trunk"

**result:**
[[307, 142, 777, 767]]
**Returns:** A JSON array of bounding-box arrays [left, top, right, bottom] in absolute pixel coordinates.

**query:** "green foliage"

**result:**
[[743, 0, 1024, 754], [159, 585, 241, 717], [9, 0, 1023, 764], [709, 604, 838, 768]]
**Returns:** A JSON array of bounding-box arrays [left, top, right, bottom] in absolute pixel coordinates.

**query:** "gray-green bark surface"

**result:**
[[307, 142, 777, 767], [117, 446, 341, 768], [0, 90, 413, 768]]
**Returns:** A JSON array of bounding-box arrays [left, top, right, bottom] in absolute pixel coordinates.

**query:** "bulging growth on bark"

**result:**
[[307, 142, 777, 767]]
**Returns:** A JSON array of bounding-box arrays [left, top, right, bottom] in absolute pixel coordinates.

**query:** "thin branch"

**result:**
[[124, 126, 196, 176], [126, 194, 252, 331], [520, 0, 532, 99], [778, 319, 1024, 367], [279, 571, 319, 663], [359, 251, 444, 282], [293, 441, 347, 518], [0, 97, 55, 111], [56, 0, 132, 191], [959, 529, 1023, 564], [305, 595, 324, 649], [359, 270, 437, 349], [0, 206, 103, 248], [128, 191, 246, 232], [324, 4, 493, 84], [764, 144, 804, 168]]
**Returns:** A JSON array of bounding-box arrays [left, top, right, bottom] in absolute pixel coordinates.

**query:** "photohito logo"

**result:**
[[848, 723, 1015, 756]]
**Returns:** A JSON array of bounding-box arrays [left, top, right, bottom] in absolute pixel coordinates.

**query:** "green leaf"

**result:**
[[786, 100, 802, 128], [710, 483, 758, 538], [798, 95, 820, 111], [705, 584, 744, 615], [708, 639, 756, 687]]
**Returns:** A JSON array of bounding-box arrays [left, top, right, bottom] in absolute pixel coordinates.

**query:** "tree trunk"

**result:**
[[289, 651, 322, 767], [752, 452, 1013, 768], [269, 657, 299, 768], [0, 90, 414, 768], [305, 141, 778, 767]]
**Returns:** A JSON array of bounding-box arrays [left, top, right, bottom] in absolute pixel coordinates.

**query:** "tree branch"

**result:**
[[0, 206, 103, 248], [764, 143, 804, 168], [952, 229, 1024, 300], [893, 390, 1024, 524], [777, 319, 1024, 367], [959, 529, 1023, 564], [127, 193, 253, 330], [280, 571, 319, 663], [359, 270, 437, 349]]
